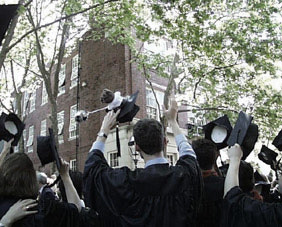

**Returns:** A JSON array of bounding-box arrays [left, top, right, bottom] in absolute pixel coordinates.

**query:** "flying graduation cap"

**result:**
[[75, 89, 140, 157], [272, 128, 282, 151], [101, 89, 140, 123], [37, 128, 61, 170], [115, 91, 140, 123], [227, 111, 259, 160], [104, 90, 140, 156], [0, 4, 19, 46], [75, 89, 140, 124], [258, 145, 278, 166], [203, 115, 233, 150], [0, 112, 25, 146]]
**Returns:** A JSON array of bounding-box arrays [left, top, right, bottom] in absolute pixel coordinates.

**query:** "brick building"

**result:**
[[21, 37, 190, 175]]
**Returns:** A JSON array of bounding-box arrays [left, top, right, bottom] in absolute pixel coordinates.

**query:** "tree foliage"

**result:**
[[142, 0, 282, 144], [0, 0, 281, 148]]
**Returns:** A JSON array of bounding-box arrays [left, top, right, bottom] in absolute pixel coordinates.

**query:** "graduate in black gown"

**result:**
[[222, 144, 282, 227], [192, 138, 225, 227], [83, 97, 202, 227]]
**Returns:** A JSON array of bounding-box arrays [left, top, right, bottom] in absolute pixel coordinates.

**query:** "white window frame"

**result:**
[[58, 64, 66, 96], [69, 104, 77, 140], [26, 125, 34, 153], [14, 145, 19, 153], [109, 152, 119, 167], [57, 111, 64, 144], [145, 88, 164, 120], [41, 82, 48, 105], [23, 129, 26, 146], [29, 91, 36, 113], [22, 92, 29, 116], [167, 154, 175, 166], [40, 119, 47, 136], [70, 55, 78, 88], [70, 159, 77, 171]]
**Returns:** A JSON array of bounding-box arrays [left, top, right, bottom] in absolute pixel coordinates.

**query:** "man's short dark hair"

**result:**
[[192, 138, 217, 170], [133, 118, 164, 155]]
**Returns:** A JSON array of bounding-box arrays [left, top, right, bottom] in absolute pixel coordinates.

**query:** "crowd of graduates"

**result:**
[[0, 94, 282, 227]]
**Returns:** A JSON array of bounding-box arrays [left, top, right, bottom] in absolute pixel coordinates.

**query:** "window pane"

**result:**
[[40, 119, 47, 136]]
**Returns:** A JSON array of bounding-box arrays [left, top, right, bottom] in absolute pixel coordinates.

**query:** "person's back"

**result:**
[[223, 144, 282, 227], [192, 138, 224, 227], [239, 161, 263, 201], [83, 98, 202, 227], [0, 153, 44, 227]]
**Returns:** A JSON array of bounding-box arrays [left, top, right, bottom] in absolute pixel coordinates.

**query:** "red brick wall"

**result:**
[[23, 37, 187, 174]]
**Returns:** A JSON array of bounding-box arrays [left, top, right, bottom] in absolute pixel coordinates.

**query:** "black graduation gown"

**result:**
[[221, 186, 282, 227], [42, 198, 101, 227], [43, 199, 80, 227], [196, 175, 225, 227], [0, 197, 44, 227], [83, 149, 202, 227]]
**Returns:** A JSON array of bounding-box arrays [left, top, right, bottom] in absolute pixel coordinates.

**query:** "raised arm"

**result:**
[[163, 97, 182, 136], [89, 109, 120, 153], [59, 159, 83, 212], [0, 139, 13, 167], [224, 144, 243, 197], [163, 97, 195, 158]]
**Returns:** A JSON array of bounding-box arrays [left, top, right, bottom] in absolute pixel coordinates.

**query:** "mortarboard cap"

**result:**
[[0, 112, 25, 146], [37, 128, 60, 170], [254, 181, 271, 198], [272, 129, 282, 151], [0, 4, 19, 46], [117, 91, 140, 123], [254, 170, 268, 183], [227, 111, 259, 160], [258, 145, 278, 166], [203, 115, 233, 150]]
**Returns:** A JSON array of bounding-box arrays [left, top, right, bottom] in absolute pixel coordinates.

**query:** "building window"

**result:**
[[146, 88, 164, 120], [42, 82, 48, 105], [58, 65, 66, 96], [22, 92, 29, 116], [167, 154, 174, 166], [26, 126, 34, 153], [146, 106, 157, 120], [109, 152, 119, 167], [69, 104, 77, 140], [71, 55, 78, 88], [23, 129, 26, 146], [14, 145, 19, 153], [29, 91, 36, 113], [40, 119, 47, 136], [70, 159, 77, 171], [57, 111, 64, 144]]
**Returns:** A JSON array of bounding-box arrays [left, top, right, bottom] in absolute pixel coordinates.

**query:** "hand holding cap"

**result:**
[[228, 143, 243, 162]]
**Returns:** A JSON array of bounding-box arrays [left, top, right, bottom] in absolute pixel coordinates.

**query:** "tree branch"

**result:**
[[7, 0, 119, 52], [9, 60, 19, 98], [0, 100, 12, 113], [142, 64, 162, 121], [178, 107, 239, 114]]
